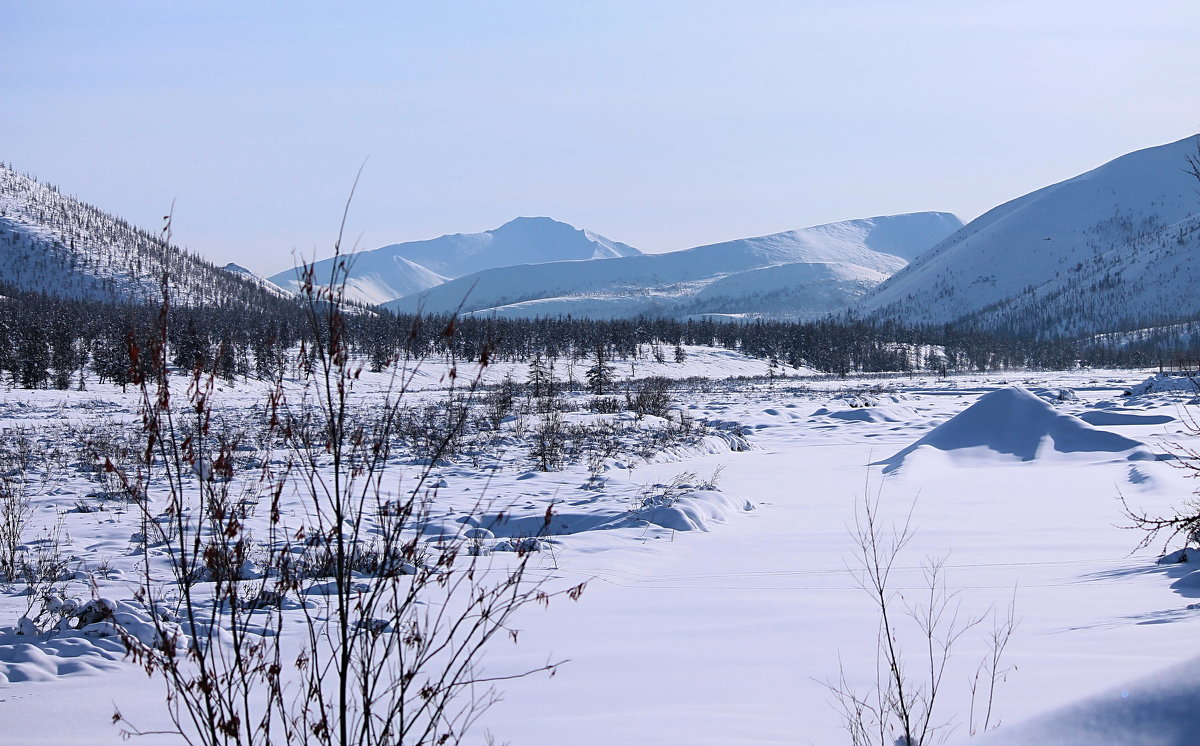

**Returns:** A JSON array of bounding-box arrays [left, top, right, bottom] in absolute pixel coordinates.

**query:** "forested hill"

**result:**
[[0, 163, 292, 311], [856, 135, 1200, 337]]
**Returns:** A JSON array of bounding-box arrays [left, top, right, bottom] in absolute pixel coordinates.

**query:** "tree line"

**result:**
[[3, 282, 1199, 391]]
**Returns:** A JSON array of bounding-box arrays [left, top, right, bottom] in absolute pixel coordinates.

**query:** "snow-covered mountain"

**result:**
[[221, 263, 291, 298], [857, 135, 1200, 336], [267, 216, 641, 305], [0, 163, 289, 309], [384, 212, 962, 320]]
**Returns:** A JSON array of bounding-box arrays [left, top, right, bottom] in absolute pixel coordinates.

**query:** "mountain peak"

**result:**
[[386, 210, 960, 320], [496, 216, 564, 228], [267, 216, 641, 305], [491, 216, 584, 239]]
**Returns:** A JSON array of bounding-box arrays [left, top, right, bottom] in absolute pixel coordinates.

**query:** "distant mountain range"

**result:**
[[381, 212, 962, 320], [266, 216, 641, 306], [7, 132, 1199, 339], [857, 134, 1200, 336]]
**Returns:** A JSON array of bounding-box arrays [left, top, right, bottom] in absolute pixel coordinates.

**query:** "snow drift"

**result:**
[[878, 386, 1154, 472], [1125, 373, 1200, 397], [971, 654, 1200, 746]]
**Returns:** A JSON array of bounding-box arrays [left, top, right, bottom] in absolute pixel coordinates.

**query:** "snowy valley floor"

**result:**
[[2, 354, 1199, 745]]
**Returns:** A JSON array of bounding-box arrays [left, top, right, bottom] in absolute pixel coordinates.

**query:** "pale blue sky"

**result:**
[[4, 1, 1198, 274]]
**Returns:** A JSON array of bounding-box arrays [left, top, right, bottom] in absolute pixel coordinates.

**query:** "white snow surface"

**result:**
[[5, 360, 1200, 745], [266, 216, 640, 306], [972, 652, 1200, 746], [386, 212, 962, 320], [858, 135, 1200, 335]]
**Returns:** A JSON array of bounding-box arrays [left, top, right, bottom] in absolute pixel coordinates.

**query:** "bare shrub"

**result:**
[[632, 471, 697, 512], [110, 209, 584, 745], [397, 396, 473, 463], [1122, 406, 1200, 553], [18, 521, 72, 620], [530, 409, 566, 472], [626, 376, 673, 419], [588, 396, 623, 414], [480, 374, 520, 431], [0, 472, 31, 581], [826, 496, 1012, 746], [698, 465, 724, 491]]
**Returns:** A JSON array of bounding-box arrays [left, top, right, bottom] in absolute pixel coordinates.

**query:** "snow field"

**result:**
[[0, 359, 1198, 744]]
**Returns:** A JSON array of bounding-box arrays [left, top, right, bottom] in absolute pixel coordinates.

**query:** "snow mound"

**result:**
[[970, 654, 1200, 746], [1125, 373, 1200, 397], [451, 489, 747, 541], [0, 634, 125, 684], [879, 386, 1153, 473], [815, 405, 917, 423], [1030, 386, 1078, 403], [1168, 569, 1200, 597], [1078, 411, 1175, 426]]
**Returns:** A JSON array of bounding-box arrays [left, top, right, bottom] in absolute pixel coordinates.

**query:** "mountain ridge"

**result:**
[[266, 216, 641, 305], [0, 163, 291, 310], [856, 135, 1200, 336], [384, 211, 962, 320]]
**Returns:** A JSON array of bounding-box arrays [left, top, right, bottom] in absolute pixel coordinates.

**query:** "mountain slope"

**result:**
[[385, 212, 961, 320], [678, 261, 891, 319], [268, 254, 449, 307], [857, 135, 1200, 336], [267, 216, 641, 305], [221, 263, 291, 298], [0, 163, 291, 309]]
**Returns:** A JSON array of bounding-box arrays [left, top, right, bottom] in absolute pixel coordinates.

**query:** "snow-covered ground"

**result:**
[[2, 351, 1199, 745]]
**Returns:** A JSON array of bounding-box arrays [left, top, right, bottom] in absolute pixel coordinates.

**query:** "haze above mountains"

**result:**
[[3, 133, 1199, 337]]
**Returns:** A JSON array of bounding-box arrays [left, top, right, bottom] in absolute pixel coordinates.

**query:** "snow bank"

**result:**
[[0, 636, 126, 683], [814, 404, 917, 423], [879, 386, 1154, 473], [1077, 410, 1175, 426], [454, 488, 747, 542], [1125, 373, 1200, 397], [972, 654, 1200, 746]]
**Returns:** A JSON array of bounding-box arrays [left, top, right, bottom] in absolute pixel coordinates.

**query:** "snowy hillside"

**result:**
[[858, 135, 1200, 336], [268, 254, 448, 307], [220, 263, 291, 298], [0, 164, 290, 309], [267, 216, 641, 305], [385, 212, 961, 320], [679, 261, 890, 319]]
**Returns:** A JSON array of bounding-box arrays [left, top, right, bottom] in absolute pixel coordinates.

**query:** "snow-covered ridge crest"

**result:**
[[857, 134, 1200, 336], [266, 216, 641, 306], [384, 211, 962, 320], [0, 163, 290, 307]]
